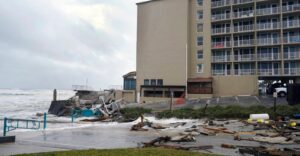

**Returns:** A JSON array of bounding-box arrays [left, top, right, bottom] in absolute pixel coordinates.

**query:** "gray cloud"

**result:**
[[0, 0, 142, 90]]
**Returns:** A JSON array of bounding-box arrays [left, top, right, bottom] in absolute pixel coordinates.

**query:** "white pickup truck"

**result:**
[[275, 87, 287, 97]]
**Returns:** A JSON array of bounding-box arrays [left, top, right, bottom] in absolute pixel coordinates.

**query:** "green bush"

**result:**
[[120, 107, 152, 121]]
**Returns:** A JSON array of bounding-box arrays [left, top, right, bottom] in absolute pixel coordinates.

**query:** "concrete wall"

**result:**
[[213, 76, 258, 96], [136, 0, 189, 92], [122, 91, 136, 103]]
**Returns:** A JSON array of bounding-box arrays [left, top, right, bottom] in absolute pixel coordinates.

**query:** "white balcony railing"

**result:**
[[257, 53, 280, 60], [234, 39, 255, 47], [212, 27, 231, 34], [258, 68, 281, 76], [284, 52, 300, 59], [212, 13, 231, 21], [234, 25, 254, 32], [212, 55, 231, 62], [212, 70, 231, 76], [257, 38, 280, 45], [212, 42, 231, 48], [283, 20, 300, 28], [234, 69, 256, 75], [282, 4, 300, 12], [234, 54, 255, 61], [233, 10, 254, 19], [283, 36, 300, 44], [233, 0, 253, 5], [211, 0, 231, 8], [256, 7, 280, 16], [284, 68, 300, 75], [256, 22, 280, 30]]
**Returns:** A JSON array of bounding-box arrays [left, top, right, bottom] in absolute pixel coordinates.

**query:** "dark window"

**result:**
[[188, 82, 213, 94], [197, 11, 203, 20], [197, 23, 203, 32], [144, 91, 163, 97], [157, 79, 163, 86], [197, 50, 203, 59], [197, 0, 203, 5], [144, 79, 149, 85], [197, 36, 203, 46], [124, 79, 136, 90], [151, 79, 156, 86]]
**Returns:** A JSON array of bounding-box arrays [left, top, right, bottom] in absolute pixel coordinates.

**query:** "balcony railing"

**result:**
[[282, 4, 300, 13], [283, 20, 300, 28], [257, 38, 280, 45], [212, 27, 231, 35], [212, 70, 231, 76], [212, 42, 231, 48], [212, 55, 231, 62], [234, 25, 254, 32], [233, 10, 254, 19], [284, 52, 300, 59], [284, 68, 300, 75], [234, 39, 255, 47], [257, 53, 280, 60], [212, 13, 231, 21], [258, 68, 281, 76], [256, 7, 280, 16], [234, 69, 256, 75], [283, 36, 300, 44], [234, 54, 255, 61], [211, 0, 231, 8], [256, 22, 280, 30], [233, 0, 253, 5]]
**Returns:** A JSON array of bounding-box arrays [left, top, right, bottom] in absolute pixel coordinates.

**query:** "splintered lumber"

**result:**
[[203, 126, 235, 134], [155, 144, 213, 151], [131, 122, 148, 131], [142, 136, 171, 147]]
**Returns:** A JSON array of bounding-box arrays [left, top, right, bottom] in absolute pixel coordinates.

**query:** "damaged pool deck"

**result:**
[[1, 117, 300, 156]]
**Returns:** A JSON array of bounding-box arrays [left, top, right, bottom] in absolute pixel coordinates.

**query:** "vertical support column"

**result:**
[[71, 109, 75, 123], [3, 117, 7, 136], [53, 89, 57, 102], [279, 0, 284, 76], [254, 0, 258, 76], [43, 112, 47, 129]]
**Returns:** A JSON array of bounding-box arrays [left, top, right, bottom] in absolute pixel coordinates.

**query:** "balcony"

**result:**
[[233, 0, 253, 5], [284, 68, 300, 75], [234, 25, 254, 32], [234, 69, 256, 75], [256, 22, 280, 30], [258, 68, 281, 76], [282, 4, 300, 13], [212, 55, 231, 62], [283, 36, 300, 44], [212, 27, 231, 35], [256, 7, 280, 16], [234, 39, 254, 47], [212, 70, 231, 76], [212, 42, 231, 49], [257, 38, 280, 46], [284, 51, 300, 59], [233, 10, 254, 19], [283, 20, 300, 29], [212, 13, 231, 22], [257, 53, 280, 61], [211, 0, 231, 8], [234, 54, 255, 61]]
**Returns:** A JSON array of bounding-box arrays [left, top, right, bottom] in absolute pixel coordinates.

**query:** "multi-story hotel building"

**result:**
[[136, 0, 300, 102]]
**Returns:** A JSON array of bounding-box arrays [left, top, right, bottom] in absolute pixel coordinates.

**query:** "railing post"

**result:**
[[43, 112, 47, 129], [71, 109, 74, 123], [3, 117, 7, 136]]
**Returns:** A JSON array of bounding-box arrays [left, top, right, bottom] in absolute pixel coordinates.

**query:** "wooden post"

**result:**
[[170, 91, 174, 112], [53, 89, 57, 101], [43, 113, 47, 129], [3, 117, 7, 136]]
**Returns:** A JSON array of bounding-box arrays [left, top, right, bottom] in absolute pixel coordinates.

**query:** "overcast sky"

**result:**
[[0, 0, 147, 90]]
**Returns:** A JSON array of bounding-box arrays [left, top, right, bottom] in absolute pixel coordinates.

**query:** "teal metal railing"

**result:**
[[3, 113, 47, 136]]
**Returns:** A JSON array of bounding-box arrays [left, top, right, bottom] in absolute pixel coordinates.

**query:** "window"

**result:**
[[157, 79, 163, 86], [144, 79, 149, 85], [197, 23, 203, 32], [197, 36, 203, 46], [197, 64, 203, 73], [197, 0, 203, 5], [197, 50, 203, 59], [197, 11, 203, 20], [150, 79, 156, 86]]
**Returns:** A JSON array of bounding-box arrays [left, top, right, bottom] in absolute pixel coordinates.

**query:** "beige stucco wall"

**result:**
[[136, 0, 189, 92], [213, 76, 258, 96], [188, 0, 211, 78], [122, 91, 136, 103]]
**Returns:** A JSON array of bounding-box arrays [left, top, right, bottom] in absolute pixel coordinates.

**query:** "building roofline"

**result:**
[[136, 0, 162, 5]]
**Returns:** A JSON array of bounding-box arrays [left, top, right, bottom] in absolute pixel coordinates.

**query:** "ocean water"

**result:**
[[0, 89, 75, 132]]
